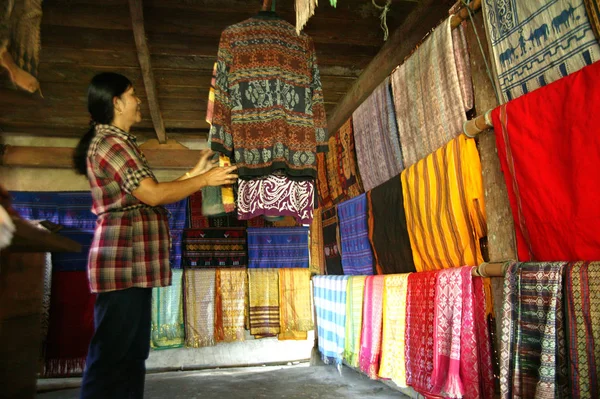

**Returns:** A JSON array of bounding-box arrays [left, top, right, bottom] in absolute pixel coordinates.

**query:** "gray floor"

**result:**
[[37, 364, 411, 398]]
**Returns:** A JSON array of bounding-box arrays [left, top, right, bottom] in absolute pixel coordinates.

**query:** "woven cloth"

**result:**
[[482, 0, 600, 103], [151, 269, 185, 349], [401, 135, 487, 272], [182, 227, 247, 268], [322, 205, 343, 275], [337, 194, 374, 276], [343, 276, 366, 368], [247, 227, 309, 269], [316, 152, 332, 207], [585, 0, 600, 39], [391, 17, 473, 168], [183, 268, 216, 348], [164, 198, 188, 269], [353, 77, 403, 192], [325, 134, 346, 205], [278, 268, 313, 334], [309, 208, 325, 275], [313, 275, 349, 366], [565, 261, 600, 398], [248, 268, 280, 337], [492, 60, 600, 262], [214, 268, 247, 342], [358, 275, 385, 379]]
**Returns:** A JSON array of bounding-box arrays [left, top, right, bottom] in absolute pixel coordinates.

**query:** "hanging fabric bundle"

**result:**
[[337, 193, 374, 276], [214, 268, 247, 342], [358, 275, 385, 379], [278, 268, 313, 338], [184, 269, 216, 348], [295, 0, 318, 34], [248, 268, 280, 337], [151, 269, 185, 349], [343, 276, 366, 368]]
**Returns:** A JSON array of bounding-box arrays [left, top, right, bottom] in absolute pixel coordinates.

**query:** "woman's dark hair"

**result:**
[[73, 72, 132, 175]]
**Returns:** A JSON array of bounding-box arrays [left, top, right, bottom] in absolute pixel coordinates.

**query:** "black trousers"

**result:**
[[80, 287, 152, 399]]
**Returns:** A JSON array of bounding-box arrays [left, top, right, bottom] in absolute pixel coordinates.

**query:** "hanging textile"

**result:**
[[367, 175, 415, 275], [401, 135, 487, 272], [164, 198, 189, 269], [325, 134, 346, 204], [247, 227, 309, 269], [51, 229, 94, 271], [337, 194, 374, 276], [182, 227, 247, 268], [219, 155, 236, 214], [500, 262, 569, 399], [10, 191, 59, 224], [295, 0, 318, 34], [309, 208, 325, 275], [40, 252, 52, 359], [358, 275, 385, 379], [55, 192, 96, 230], [492, 60, 600, 262], [343, 276, 366, 368], [248, 268, 280, 337], [201, 186, 227, 217], [313, 275, 349, 366], [564, 261, 600, 398], [278, 269, 313, 337], [585, 0, 600, 40], [335, 118, 364, 200], [378, 273, 410, 387], [187, 191, 209, 228], [353, 77, 403, 192], [321, 205, 343, 275], [316, 152, 332, 207], [391, 17, 473, 168], [214, 268, 247, 342], [237, 174, 315, 224], [482, 0, 600, 103], [183, 268, 216, 348], [151, 269, 185, 349]]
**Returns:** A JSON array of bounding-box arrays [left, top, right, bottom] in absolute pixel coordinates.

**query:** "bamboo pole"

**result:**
[[462, 109, 494, 138], [450, 0, 482, 29], [472, 261, 511, 277]]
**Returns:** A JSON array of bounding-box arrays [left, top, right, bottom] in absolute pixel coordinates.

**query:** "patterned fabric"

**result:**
[[219, 155, 236, 213], [321, 205, 343, 275], [401, 135, 487, 272], [248, 268, 280, 337], [391, 18, 473, 168], [309, 208, 325, 275], [200, 185, 227, 217], [585, 0, 600, 39], [335, 118, 364, 200], [183, 268, 216, 348], [500, 262, 569, 399], [151, 269, 184, 349], [337, 194, 374, 276], [353, 78, 403, 192], [358, 275, 385, 379], [51, 229, 94, 272], [87, 124, 171, 293], [214, 268, 247, 342], [343, 276, 366, 368], [378, 273, 410, 387], [183, 228, 247, 268], [187, 190, 209, 228], [482, 0, 600, 103], [313, 275, 349, 365], [316, 152, 332, 207], [237, 174, 315, 224], [55, 192, 96, 230], [367, 175, 415, 275], [564, 261, 600, 398], [247, 227, 309, 269], [208, 11, 328, 179], [492, 61, 600, 262], [164, 198, 188, 269], [10, 191, 60, 224], [278, 269, 313, 335], [41, 252, 52, 354], [325, 134, 346, 204]]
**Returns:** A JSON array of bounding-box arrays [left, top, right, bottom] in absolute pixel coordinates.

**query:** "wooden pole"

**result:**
[[450, 0, 482, 28]]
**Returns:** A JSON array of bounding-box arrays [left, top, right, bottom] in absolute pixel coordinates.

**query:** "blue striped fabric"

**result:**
[[247, 227, 309, 268], [337, 194, 374, 275]]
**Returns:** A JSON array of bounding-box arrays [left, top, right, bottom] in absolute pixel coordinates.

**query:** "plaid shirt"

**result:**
[[86, 124, 172, 293]]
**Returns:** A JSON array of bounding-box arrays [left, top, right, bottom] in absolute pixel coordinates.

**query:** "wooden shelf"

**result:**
[[6, 218, 82, 253]]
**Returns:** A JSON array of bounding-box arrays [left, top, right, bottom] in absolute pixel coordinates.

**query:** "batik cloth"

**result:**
[[401, 135, 487, 272], [378, 273, 410, 387], [343, 276, 366, 368], [391, 17, 473, 168], [151, 269, 184, 349], [358, 275, 385, 379], [237, 174, 315, 224], [313, 275, 349, 366], [325, 133, 347, 204], [585, 0, 600, 40], [335, 118, 364, 200], [309, 208, 325, 275], [322, 205, 343, 275], [482, 0, 600, 103], [316, 152, 332, 208], [183, 268, 216, 347], [500, 262, 569, 399], [337, 194, 374, 276], [215, 268, 247, 342], [564, 261, 600, 399], [353, 77, 403, 192], [248, 268, 280, 337], [492, 60, 600, 262], [278, 269, 313, 335], [367, 175, 415, 275], [247, 227, 309, 269], [182, 227, 247, 268]]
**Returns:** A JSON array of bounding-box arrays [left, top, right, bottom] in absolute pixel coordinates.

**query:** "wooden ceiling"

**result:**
[[0, 0, 418, 141]]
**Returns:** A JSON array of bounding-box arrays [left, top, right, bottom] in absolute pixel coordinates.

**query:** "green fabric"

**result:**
[[151, 269, 185, 349], [343, 276, 366, 367], [201, 186, 227, 217]]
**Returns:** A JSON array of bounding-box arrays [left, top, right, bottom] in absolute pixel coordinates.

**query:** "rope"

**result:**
[[371, 0, 392, 41]]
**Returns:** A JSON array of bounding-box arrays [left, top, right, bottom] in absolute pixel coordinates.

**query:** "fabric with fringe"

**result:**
[[151, 269, 185, 349], [184, 268, 216, 348]]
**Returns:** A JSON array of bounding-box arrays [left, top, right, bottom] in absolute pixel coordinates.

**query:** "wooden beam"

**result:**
[[128, 0, 167, 144]]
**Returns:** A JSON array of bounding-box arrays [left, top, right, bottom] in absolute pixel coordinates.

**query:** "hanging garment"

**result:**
[[219, 155, 236, 214], [182, 227, 247, 268], [248, 268, 280, 337], [353, 77, 404, 192], [151, 269, 185, 349], [164, 198, 189, 269], [247, 227, 309, 269], [492, 60, 600, 262], [316, 152, 332, 207], [585, 0, 600, 40], [482, 0, 600, 103], [337, 194, 374, 276], [564, 261, 600, 399], [313, 275, 349, 366], [309, 208, 326, 275], [214, 268, 247, 342], [500, 262, 569, 399], [325, 133, 347, 205], [391, 17, 473, 168], [278, 268, 313, 337], [10, 191, 58, 225], [184, 268, 216, 348], [401, 135, 487, 272], [335, 118, 364, 199], [40, 252, 52, 359], [343, 276, 366, 368], [201, 186, 227, 217], [295, 0, 318, 34], [55, 192, 96, 230], [187, 191, 209, 228], [378, 273, 410, 387], [322, 205, 343, 275], [367, 175, 415, 275], [358, 275, 385, 379]]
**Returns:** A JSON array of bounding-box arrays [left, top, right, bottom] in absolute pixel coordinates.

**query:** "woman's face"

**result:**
[[116, 86, 142, 124]]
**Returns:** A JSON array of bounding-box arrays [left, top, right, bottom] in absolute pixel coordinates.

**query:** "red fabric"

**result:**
[[492, 60, 600, 262]]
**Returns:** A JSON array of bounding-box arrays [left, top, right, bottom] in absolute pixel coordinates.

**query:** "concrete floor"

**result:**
[[37, 364, 412, 399]]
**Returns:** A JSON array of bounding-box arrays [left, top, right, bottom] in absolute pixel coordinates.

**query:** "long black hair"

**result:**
[[73, 72, 132, 175]]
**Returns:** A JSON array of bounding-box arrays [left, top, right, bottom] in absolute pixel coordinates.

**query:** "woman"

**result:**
[[72, 72, 237, 399]]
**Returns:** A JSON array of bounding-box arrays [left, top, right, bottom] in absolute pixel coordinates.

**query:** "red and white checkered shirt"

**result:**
[[86, 124, 172, 293]]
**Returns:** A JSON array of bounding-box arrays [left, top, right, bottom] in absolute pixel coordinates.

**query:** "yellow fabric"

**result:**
[[309, 208, 325, 275], [184, 269, 216, 348], [278, 269, 313, 335], [220, 154, 235, 212], [401, 135, 487, 272], [215, 268, 247, 342], [248, 269, 280, 337], [278, 331, 308, 340], [378, 273, 410, 386], [343, 276, 366, 367]]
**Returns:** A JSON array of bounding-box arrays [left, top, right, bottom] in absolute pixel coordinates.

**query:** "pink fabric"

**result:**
[[358, 275, 385, 379]]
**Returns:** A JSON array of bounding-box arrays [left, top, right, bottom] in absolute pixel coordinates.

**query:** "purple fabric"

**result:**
[[337, 194, 374, 275]]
